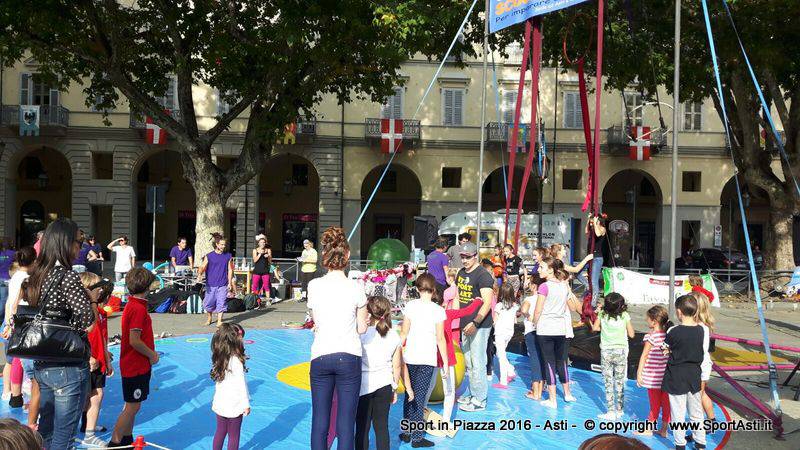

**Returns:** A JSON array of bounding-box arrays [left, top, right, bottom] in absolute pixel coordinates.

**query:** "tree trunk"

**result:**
[[180, 151, 228, 263], [765, 206, 796, 271]]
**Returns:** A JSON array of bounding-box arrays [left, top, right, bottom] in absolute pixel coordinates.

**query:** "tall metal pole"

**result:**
[[668, 0, 681, 318], [151, 185, 157, 267], [475, 0, 489, 253], [631, 185, 636, 263]]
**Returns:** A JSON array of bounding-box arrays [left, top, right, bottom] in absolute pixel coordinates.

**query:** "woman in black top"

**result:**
[[586, 215, 607, 307], [22, 218, 100, 449], [251, 238, 272, 297]]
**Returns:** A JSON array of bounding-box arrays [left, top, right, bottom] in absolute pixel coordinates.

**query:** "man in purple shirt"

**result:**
[[169, 237, 194, 268], [426, 237, 450, 298]]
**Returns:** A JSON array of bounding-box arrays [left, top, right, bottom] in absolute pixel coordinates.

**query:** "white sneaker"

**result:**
[[598, 411, 617, 421], [82, 434, 108, 447], [564, 394, 577, 402], [0, 392, 10, 401], [615, 410, 625, 420], [540, 399, 557, 409], [486, 374, 493, 380]]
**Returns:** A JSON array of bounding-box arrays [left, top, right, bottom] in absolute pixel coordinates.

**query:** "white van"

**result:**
[[438, 211, 574, 260]]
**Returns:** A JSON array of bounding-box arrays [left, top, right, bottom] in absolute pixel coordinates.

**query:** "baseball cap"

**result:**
[[459, 242, 478, 256]]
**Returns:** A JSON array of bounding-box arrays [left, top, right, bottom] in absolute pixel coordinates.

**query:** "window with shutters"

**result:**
[[381, 87, 403, 119], [562, 169, 582, 190], [563, 91, 583, 129], [442, 88, 464, 126], [683, 102, 702, 131], [623, 92, 643, 126], [502, 90, 518, 124], [19, 73, 59, 106]]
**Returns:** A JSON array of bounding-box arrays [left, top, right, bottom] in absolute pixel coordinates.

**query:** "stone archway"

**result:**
[[133, 149, 196, 261], [257, 153, 321, 257], [360, 164, 422, 259], [12, 147, 72, 247], [481, 165, 540, 213], [720, 176, 770, 254], [601, 169, 663, 268]]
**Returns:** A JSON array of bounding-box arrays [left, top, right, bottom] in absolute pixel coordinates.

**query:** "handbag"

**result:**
[[7, 269, 90, 363]]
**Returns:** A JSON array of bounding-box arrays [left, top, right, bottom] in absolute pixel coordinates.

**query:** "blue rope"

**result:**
[[720, 0, 800, 198], [701, 0, 782, 414], [491, 51, 509, 201], [348, 0, 481, 242]]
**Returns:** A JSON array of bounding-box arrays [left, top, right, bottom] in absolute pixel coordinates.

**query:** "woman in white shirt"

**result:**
[[307, 227, 368, 450], [398, 273, 448, 448], [107, 236, 136, 282], [211, 323, 250, 450], [355, 296, 409, 450]]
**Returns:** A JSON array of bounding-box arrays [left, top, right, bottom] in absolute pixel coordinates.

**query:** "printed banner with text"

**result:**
[[602, 268, 721, 307], [489, 0, 590, 33]]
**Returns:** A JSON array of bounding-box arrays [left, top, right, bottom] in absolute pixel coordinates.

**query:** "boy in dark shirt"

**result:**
[[662, 294, 706, 450]]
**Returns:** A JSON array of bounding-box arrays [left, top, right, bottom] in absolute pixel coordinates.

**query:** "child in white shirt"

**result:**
[[211, 323, 250, 450], [492, 283, 519, 389]]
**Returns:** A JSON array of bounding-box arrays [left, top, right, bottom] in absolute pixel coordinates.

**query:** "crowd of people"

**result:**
[[0, 216, 719, 450], [306, 218, 719, 450]]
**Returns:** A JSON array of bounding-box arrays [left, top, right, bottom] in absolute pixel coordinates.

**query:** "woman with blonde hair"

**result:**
[[690, 290, 716, 423]]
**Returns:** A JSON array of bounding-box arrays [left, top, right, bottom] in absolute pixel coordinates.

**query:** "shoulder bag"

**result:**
[[7, 268, 90, 363]]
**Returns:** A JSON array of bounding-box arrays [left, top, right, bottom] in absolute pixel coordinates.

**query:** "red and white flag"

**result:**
[[380, 119, 403, 154], [628, 126, 651, 161], [145, 111, 169, 145]]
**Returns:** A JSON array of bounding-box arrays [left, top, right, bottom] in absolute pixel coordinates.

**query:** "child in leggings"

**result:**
[[591, 293, 634, 420], [211, 324, 250, 450], [399, 274, 448, 448], [635, 305, 672, 438], [520, 289, 544, 400], [533, 257, 578, 408], [492, 283, 519, 389]]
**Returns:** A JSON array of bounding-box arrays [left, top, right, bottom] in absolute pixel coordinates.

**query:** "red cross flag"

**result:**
[[380, 119, 403, 154], [145, 111, 169, 145], [628, 126, 651, 161]]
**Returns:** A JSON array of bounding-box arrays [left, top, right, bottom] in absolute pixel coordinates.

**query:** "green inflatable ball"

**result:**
[[367, 238, 410, 270]]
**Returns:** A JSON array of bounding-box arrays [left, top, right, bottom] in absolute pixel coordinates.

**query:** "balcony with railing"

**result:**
[[486, 122, 539, 145], [365, 118, 421, 142], [129, 109, 183, 129], [2, 105, 70, 135], [606, 124, 667, 154]]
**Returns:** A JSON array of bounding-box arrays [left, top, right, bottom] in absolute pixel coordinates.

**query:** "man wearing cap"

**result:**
[[454, 241, 495, 412], [298, 239, 318, 297], [446, 233, 472, 270]]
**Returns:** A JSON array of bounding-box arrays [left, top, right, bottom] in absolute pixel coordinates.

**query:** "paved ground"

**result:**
[[101, 298, 800, 450]]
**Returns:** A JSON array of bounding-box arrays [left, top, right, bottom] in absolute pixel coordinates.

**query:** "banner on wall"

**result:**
[[602, 267, 721, 307], [489, 0, 590, 33]]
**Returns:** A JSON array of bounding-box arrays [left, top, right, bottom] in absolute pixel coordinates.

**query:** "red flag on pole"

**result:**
[[380, 119, 404, 153], [628, 126, 652, 160], [145, 111, 169, 145]]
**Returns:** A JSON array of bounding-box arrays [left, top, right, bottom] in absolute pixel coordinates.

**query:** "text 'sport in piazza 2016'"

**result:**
[[400, 418, 774, 434], [489, 0, 591, 33]]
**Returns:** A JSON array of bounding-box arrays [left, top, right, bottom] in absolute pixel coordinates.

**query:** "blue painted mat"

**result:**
[[1, 329, 729, 449]]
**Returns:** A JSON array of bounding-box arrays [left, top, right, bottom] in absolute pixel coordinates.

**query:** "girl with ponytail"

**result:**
[[355, 296, 408, 450]]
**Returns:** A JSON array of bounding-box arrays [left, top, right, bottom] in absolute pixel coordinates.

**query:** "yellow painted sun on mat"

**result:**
[[277, 362, 312, 391]]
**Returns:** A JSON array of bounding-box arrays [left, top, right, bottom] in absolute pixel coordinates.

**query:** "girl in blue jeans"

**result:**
[[307, 227, 368, 450], [520, 293, 544, 400]]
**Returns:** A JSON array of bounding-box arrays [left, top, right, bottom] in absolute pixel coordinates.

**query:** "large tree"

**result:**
[[0, 0, 471, 256], [465, 0, 799, 269]]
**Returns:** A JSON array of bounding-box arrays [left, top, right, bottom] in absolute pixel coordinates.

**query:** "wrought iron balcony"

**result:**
[[486, 122, 536, 144], [365, 118, 421, 141], [606, 124, 667, 154], [2, 105, 70, 131], [296, 117, 316, 136], [129, 109, 182, 128]]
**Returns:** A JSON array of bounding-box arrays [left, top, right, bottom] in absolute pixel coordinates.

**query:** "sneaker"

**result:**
[[564, 394, 577, 402], [615, 410, 625, 420], [540, 399, 557, 409], [486, 374, 493, 380], [9, 394, 23, 408], [459, 401, 486, 412], [507, 374, 517, 383], [83, 434, 108, 447], [0, 392, 9, 401], [456, 395, 473, 405], [399, 433, 411, 443], [492, 383, 508, 389], [597, 411, 617, 421]]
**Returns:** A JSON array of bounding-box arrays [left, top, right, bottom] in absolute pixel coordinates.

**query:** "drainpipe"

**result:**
[[340, 99, 345, 227]]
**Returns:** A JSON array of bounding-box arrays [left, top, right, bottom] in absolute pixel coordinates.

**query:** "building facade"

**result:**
[[0, 53, 776, 269]]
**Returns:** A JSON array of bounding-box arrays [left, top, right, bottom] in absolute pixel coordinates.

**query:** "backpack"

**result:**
[[244, 294, 259, 310], [226, 297, 246, 313], [186, 294, 203, 314], [146, 288, 179, 313], [154, 297, 173, 313]]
